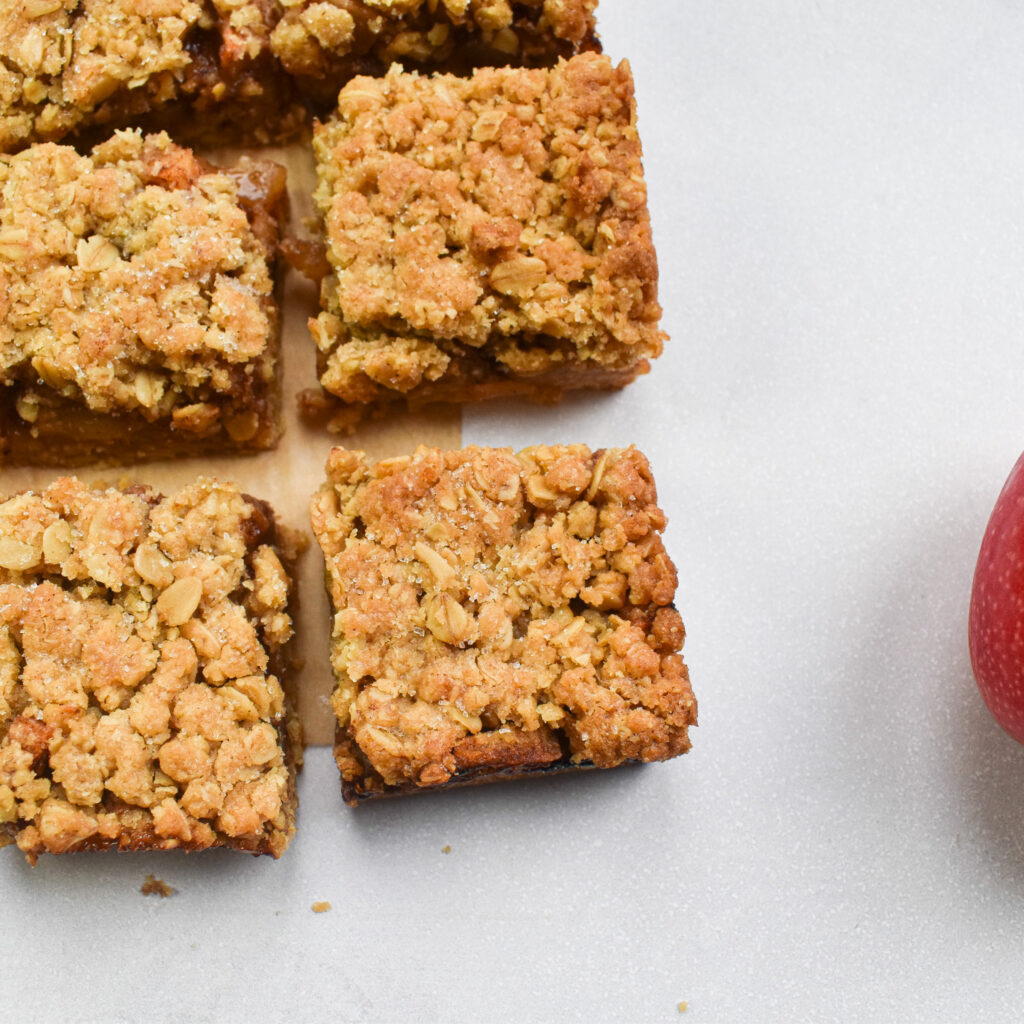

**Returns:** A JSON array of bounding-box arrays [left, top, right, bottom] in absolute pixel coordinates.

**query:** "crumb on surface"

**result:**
[[311, 444, 696, 801], [677, 1001, 688, 1013], [312, 900, 332, 913], [141, 873, 174, 898], [442, 844, 451, 854]]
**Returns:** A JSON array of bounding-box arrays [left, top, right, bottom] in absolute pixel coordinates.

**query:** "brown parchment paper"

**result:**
[[0, 139, 461, 746]]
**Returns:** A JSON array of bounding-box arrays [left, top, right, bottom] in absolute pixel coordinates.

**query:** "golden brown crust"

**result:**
[[0, 477, 301, 862], [0, 132, 285, 466], [308, 53, 664, 417], [0, 0, 597, 154], [311, 444, 696, 803]]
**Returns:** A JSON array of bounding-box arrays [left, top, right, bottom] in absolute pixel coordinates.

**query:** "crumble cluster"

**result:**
[[310, 53, 664, 409], [0, 131, 277, 444], [0, 477, 299, 861], [0, 0, 597, 153], [311, 444, 695, 796]]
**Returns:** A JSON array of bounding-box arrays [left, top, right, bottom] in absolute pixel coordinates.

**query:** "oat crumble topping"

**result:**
[[0, 0, 201, 153], [0, 0, 300, 153], [0, 0, 597, 153], [273, 0, 598, 92], [309, 53, 664, 410], [311, 444, 695, 800], [0, 131, 281, 458], [0, 476, 299, 861]]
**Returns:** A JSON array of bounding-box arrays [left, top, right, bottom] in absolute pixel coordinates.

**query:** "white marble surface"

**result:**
[[6, 2, 1024, 1021]]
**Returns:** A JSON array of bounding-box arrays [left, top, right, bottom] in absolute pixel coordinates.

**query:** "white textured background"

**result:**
[[6, 2, 1024, 1021]]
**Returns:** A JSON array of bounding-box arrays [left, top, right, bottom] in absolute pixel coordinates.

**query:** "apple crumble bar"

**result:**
[[0, 0, 597, 153], [304, 53, 664, 423], [310, 444, 695, 802], [273, 0, 599, 101], [0, 476, 301, 862], [0, 0, 303, 154], [0, 131, 286, 466]]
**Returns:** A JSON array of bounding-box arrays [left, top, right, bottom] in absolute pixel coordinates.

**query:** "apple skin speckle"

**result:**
[[969, 451, 1024, 744]]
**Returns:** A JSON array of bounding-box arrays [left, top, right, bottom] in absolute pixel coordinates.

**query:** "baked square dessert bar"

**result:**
[[0, 131, 286, 467], [0, 0, 597, 154], [0, 476, 301, 862], [272, 0, 599, 102], [310, 444, 695, 803], [0, 0, 303, 154], [305, 53, 664, 422]]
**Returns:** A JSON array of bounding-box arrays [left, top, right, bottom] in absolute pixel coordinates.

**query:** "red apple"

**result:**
[[969, 450, 1024, 743]]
